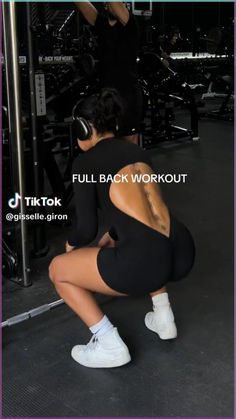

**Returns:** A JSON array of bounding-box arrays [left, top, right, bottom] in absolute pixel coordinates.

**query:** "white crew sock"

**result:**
[[151, 292, 174, 322], [152, 292, 170, 309], [89, 315, 114, 337]]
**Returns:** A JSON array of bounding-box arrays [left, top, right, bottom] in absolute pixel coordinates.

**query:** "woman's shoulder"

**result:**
[[71, 138, 152, 173], [112, 137, 150, 156], [103, 137, 152, 166], [107, 137, 143, 151]]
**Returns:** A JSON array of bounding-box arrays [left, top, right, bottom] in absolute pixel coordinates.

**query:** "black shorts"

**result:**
[[97, 214, 195, 296]]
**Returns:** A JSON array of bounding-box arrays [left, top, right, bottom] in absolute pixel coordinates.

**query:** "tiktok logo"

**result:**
[[8, 194, 62, 208], [8, 193, 21, 209]]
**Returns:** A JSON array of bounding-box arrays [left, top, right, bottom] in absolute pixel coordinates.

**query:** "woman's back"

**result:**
[[82, 137, 170, 241]]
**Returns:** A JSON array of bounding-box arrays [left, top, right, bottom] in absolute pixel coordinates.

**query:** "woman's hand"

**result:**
[[65, 241, 75, 253], [98, 232, 115, 248]]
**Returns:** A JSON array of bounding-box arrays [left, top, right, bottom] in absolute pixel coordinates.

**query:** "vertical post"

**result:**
[[183, 84, 199, 141], [191, 3, 197, 56], [3, 2, 31, 286], [217, 3, 221, 27], [26, 3, 48, 256]]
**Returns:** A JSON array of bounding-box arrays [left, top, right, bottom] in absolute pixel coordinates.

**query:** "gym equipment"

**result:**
[[170, 51, 233, 122], [1, 299, 64, 328], [170, 52, 229, 61], [201, 73, 233, 121], [2, 239, 18, 280], [141, 19, 233, 131], [3, 2, 31, 287], [1, 294, 114, 328], [138, 51, 200, 148], [2, 3, 85, 280], [26, 3, 48, 257], [132, 1, 152, 17]]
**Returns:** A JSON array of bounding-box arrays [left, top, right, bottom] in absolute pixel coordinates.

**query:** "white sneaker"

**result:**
[[145, 305, 177, 340], [71, 328, 131, 368]]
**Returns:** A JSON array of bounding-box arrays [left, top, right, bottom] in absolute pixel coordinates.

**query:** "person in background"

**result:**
[[74, 1, 143, 145]]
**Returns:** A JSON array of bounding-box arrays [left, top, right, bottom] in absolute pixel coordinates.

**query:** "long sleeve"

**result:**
[[67, 156, 98, 247]]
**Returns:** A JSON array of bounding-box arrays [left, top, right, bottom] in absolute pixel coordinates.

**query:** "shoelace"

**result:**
[[85, 335, 99, 352]]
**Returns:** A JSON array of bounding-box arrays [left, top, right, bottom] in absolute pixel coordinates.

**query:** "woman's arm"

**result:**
[[74, 1, 98, 26], [107, 2, 130, 26], [67, 158, 98, 247]]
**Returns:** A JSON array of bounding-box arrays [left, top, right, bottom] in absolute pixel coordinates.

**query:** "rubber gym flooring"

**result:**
[[2, 114, 234, 417]]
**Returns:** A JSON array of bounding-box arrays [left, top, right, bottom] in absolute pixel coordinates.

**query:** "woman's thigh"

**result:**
[[49, 247, 127, 297]]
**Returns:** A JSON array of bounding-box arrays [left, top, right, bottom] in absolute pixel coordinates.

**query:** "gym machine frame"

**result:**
[[3, 2, 31, 286], [26, 3, 48, 257]]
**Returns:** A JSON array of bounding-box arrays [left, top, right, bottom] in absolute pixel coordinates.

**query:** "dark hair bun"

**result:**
[[77, 88, 124, 135]]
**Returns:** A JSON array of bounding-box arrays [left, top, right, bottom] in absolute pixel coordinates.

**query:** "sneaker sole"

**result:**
[[71, 350, 131, 368], [144, 314, 177, 340]]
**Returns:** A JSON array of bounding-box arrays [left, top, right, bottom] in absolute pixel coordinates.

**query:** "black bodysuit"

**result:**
[[68, 138, 195, 295]]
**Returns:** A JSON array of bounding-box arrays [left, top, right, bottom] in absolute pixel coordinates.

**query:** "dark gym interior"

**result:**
[[2, 1, 234, 417]]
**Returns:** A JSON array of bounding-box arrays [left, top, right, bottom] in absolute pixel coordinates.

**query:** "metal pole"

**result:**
[[1, 299, 65, 328], [26, 3, 47, 256], [3, 2, 31, 286], [1, 295, 114, 329]]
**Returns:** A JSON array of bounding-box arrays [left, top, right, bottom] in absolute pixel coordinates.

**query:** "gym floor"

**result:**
[[2, 115, 234, 417]]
